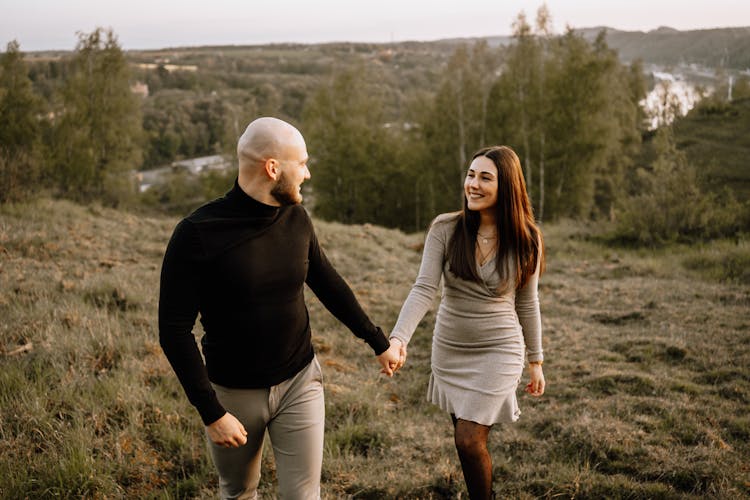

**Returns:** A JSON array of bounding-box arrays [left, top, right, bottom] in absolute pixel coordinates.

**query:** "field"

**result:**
[[0, 199, 748, 498]]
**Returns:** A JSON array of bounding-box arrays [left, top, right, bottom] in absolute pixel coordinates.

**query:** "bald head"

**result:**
[[237, 117, 305, 173], [235, 117, 310, 206]]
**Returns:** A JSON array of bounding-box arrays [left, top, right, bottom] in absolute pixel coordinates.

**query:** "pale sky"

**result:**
[[1, 0, 748, 51]]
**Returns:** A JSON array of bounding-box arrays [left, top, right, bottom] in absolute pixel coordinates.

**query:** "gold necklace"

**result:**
[[476, 239, 496, 265], [477, 231, 496, 245]]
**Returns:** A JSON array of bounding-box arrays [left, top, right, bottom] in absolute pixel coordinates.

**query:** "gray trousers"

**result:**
[[207, 357, 325, 500]]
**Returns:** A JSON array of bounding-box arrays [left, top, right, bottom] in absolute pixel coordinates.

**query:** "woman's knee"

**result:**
[[454, 431, 487, 458]]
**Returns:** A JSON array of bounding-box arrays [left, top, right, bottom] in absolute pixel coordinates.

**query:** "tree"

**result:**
[[303, 66, 423, 229], [613, 126, 742, 245], [531, 29, 642, 219], [487, 9, 547, 218], [0, 40, 44, 202], [421, 42, 500, 213], [52, 28, 142, 204]]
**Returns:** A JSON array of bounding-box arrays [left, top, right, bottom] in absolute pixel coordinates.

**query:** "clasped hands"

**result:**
[[376, 338, 406, 377]]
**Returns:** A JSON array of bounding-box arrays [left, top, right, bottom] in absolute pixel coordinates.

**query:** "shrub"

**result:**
[[611, 128, 747, 246]]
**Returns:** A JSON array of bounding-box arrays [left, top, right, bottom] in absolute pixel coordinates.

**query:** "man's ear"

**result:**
[[263, 158, 279, 180]]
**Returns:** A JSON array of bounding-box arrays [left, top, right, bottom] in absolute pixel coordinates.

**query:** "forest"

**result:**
[[1, 7, 749, 243]]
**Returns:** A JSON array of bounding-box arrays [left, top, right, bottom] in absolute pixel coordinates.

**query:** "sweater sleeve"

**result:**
[[515, 252, 544, 363], [305, 225, 390, 355], [389, 219, 447, 346], [158, 220, 226, 425]]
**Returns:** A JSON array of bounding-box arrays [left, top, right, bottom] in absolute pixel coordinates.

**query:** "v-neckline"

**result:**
[[478, 253, 495, 268]]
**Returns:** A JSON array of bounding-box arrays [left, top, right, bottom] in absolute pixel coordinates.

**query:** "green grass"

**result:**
[[1, 199, 749, 498]]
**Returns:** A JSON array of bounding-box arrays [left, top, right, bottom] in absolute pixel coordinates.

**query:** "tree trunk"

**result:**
[[456, 72, 467, 207], [539, 132, 545, 222]]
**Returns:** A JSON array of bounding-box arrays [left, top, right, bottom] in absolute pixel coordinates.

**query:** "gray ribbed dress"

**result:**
[[390, 213, 543, 425]]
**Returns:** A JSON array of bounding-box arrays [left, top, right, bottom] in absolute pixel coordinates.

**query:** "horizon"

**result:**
[[2, 0, 749, 52], [11, 25, 750, 55]]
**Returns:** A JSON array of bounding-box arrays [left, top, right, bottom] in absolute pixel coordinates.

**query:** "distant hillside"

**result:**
[[29, 25, 750, 72], [440, 26, 750, 71], [574, 26, 750, 69]]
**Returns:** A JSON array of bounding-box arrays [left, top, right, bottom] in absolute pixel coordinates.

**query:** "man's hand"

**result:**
[[206, 412, 248, 448], [377, 338, 405, 377]]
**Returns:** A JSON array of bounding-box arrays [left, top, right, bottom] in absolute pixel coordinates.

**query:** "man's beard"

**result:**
[[270, 172, 302, 206]]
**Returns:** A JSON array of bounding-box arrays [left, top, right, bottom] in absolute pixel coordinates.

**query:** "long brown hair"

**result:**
[[446, 145, 544, 291]]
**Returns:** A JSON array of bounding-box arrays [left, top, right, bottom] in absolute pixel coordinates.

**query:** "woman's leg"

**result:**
[[451, 415, 493, 500]]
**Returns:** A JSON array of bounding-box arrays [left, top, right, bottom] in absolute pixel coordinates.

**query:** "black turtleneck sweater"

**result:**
[[158, 181, 390, 425]]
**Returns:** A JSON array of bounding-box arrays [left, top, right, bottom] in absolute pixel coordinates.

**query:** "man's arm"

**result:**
[[158, 220, 226, 425], [304, 226, 391, 356]]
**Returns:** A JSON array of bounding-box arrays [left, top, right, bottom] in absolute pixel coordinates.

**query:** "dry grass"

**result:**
[[0, 200, 748, 498]]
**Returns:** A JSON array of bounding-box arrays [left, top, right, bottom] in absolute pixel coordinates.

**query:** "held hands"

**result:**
[[206, 412, 248, 448], [377, 338, 407, 377], [524, 362, 545, 397]]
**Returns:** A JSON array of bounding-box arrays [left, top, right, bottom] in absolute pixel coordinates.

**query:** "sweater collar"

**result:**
[[224, 178, 280, 216]]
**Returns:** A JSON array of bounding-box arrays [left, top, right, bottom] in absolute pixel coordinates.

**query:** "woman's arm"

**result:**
[[516, 253, 543, 363], [389, 218, 449, 346], [516, 247, 545, 396]]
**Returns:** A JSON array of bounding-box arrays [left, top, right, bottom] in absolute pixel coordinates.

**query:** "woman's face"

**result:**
[[464, 156, 499, 212]]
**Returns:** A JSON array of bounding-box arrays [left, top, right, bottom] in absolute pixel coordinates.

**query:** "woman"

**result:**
[[386, 145, 545, 499]]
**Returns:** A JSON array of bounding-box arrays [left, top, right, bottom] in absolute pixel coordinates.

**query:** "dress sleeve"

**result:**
[[515, 251, 543, 363], [305, 224, 390, 355], [389, 219, 448, 346], [158, 220, 226, 425]]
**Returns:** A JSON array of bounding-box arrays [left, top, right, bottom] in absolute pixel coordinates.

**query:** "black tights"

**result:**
[[451, 415, 493, 500]]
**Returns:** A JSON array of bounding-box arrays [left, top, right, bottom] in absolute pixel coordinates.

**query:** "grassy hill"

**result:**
[[674, 96, 750, 201], [0, 200, 748, 498]]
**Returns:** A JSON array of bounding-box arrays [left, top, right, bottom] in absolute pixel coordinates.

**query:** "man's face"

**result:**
[[271, 169, 304, 205], [271, 135, 310, 206]]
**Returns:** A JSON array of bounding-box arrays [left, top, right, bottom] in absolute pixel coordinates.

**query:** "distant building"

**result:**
[[135, 63, 199, 72], [138, 155, 233, 192], [130, 81, 149, 98], [171, 155, 232, 175]]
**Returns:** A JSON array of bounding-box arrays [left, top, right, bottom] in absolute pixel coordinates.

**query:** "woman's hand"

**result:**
[[378, 338, 407, 376], [395, 338, 407, 371], [524, 363, 545, 396]]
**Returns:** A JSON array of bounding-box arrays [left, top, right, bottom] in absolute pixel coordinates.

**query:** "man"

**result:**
[[159, 117, 403, 499]]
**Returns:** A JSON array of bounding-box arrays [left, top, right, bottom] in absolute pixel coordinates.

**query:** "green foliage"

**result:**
[[612, 127, 745, 245], [299, 14, 651, 228], [490, 24, 645, 221], [3, 22, 746, 234], [139, 168, 235, 215], [487, 11, 547, 215], [303, 66, 427, 230], [0, 40, 45, 202], [142, 91, 237, 168], [52, 28, 143, 204], [421, 42, 500, 215], [672, 96, 750, 202]]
